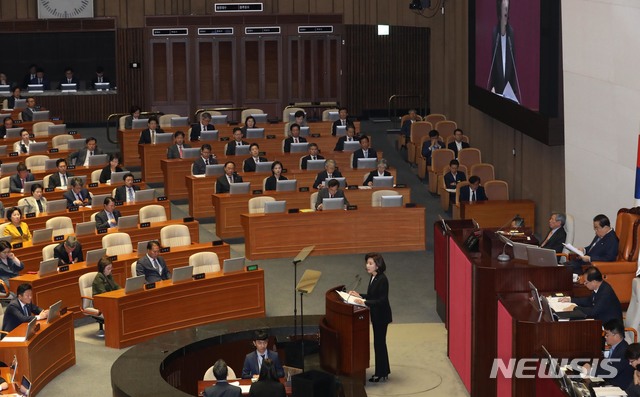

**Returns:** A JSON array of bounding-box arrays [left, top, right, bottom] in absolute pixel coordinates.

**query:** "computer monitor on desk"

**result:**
[[60, 83, 77, 92], [299, 126, 310, 137], [205, 164, 224, 176], [321, 197, 344, 211], [276, 179, 297, 192], [28, 142, 48, 153], [88, 153, 109, 167], [373, 176, 394, 188], [5, 127, 22, 139], [251, 113, 268, 123], [170, 117, 189, 127], [13, 99, 26, 109], [306, 159, 325, 170], [1, 163, 18, 174], [357, 158, 377, 169], [182, 148, 200, 159], [154, 133, 173, 144], [380, 195, 403, 208], [234, 145, 250, 155], [200, 131, 219, 141], [134, 189, 155, 202], [229, 182, 251, 195], [255, 161, 274, 173], [211, 115, 228, 124], [94, 82, 110, 91], [47, 124, 66, 135], [32, 110, 50, 121], [132, 119, 148, 129], [343, 141, 360, 151], [290, 143, 309, 153], [324, 177, 346, 188], [0, 85, 9, 94], [28, 84, 44, 93], [335, 125, 347, 136], [68, 138, 86, 150], [246, 128, 265, 139]]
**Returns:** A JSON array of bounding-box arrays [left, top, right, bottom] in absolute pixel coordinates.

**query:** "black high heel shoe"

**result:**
[[368, 375, 388, 382]]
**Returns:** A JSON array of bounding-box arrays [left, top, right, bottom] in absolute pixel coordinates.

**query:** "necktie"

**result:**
[[260, 354, 265, 370], [328, 174, 332, 178], [342, 120, 345, 126], [154, 259, 161, 274], [37, 200, 43, 212], [68, 79, 72, 84], [76, 192, 82, 201], [38, 78, 42, 84], [68, 251, 73, 263], [329, 193, 333, 198], [541, 230, 554, 247], [23, 305, 29, 316], [21, 144, 26, 153], [62, 174, 67, 186], [363, 150, 368, 158], [178, 145, 183, 158], [227, 175, 233, 184], [311, 156, 315, 160], [98, 77, 103, 83], [152, 131, 156, 144], [205, 158, 208, 166], [255, 158, 259, 163], [471, 190, 476, 202], [294, 137, 298, 143], [90, 151, 93, 156], [20, 179, 24, 187], [127, 187, 134, 202], [107, 211, 114, 226]]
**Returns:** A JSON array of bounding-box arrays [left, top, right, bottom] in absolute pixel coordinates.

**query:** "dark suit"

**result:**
[[352, 148, 378, 169], [1, 298, 42, 333], [447, 141, 470, 158], [333, 136, 358, 152], [241, 351, 284, 379], [63, 188, 91, 208], [48, 172, 74, 188], [0, 257, 24, 293], [99, 166, 123, 184], [489, 25, 519, 101], [53, 242, 84, 265], [265, 175, 287, 191], [362, 272, 392, 377], [540, 227, 567, 254], [22, 73, 36, 89], [300, 154, 324, 170], [400, 119, 415, 138], [225, 140, 249, 156], [313, 170, 343, 189], [90, 76, 111, 89], [136, 255, 171, 283], [21, 108, 34, 122], [595, 339, 634, 389], [9, 173, 34, 193], [95, 209, 122, 229], [459, 185, 488, 202], [190, 123, 216, 142], [243, 157, 268, 173], [569, 230, 619, 274], [283, 136, 307, 153], [203, 381, 242, 397], [571, 280, 623, 323], [29, 77, 51, 90], [114, 185, 141, 202], [216, 174, 243, 194], [7, 96, 21, 109], [138, 128, 166, 144], [167, 143, 191, 159], [192, 156, 219, 175], [332, 119, 354, 136], [444, 171, 467, 202], [58, 77, 79, 89], [124, 116, 141, 130], [315, 188, 350, 210], [68, 147, 105, 166], [421, 140, 445, 166], [363, 170, 391, 186], [248, 380, 286, 397]]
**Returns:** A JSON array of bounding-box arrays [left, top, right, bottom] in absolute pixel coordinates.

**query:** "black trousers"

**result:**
[[372, 321, 390, 377]]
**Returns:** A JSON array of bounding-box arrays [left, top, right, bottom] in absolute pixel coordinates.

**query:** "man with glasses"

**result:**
[[582, 319, 633, 389], [136, 241, 171, 283], [567, 214, 619, 274], [560, 266, 622, 323]]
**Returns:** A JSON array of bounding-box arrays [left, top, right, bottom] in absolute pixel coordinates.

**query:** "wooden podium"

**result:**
[[320, 286, 370, 382]]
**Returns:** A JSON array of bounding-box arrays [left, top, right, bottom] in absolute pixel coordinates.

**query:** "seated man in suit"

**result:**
[[21, 183, 47, 214], [294, 110, 308, 127], [7, 87, 21, 109], [363, 158, 392, 186], [22, 64, 37, 89], [192, 144, 218, 175], [581, 319, 634, 390], [352, 135, 378, 169], [189, 112, 215, 142], [136, 240, 171, 283], [332, 107, 354, 136], [167, 131, 191, 159], [53, 236, 83, 265], [539, 213, 567, 254], [29, 68, 51, 90], [561, 266, 623, 324], [243, 143, 268, 172], [1, 283, 48, 334], [68, 137, 104, 167], [459, 175, 487, 202], [216, 161, 243, 194], [315, 178, 350, 211], [567, 214, 619, 274], [421, 129, 445, 166], [138, 117, 165, 144], [114, 173, 140, 203], [283, 123, 307, 153], [301, 143, 325, 170], [204, 359, 241, 397], [9, 163, 34, 193], [241, 330, 285, 379], [447, 128, 470, 158], [21, 96, 38, 122], [48, 158, 73, 189], [443, 159, 467, 204], [333, 125, 359, 152], [95, 197, 121, 229], [59, 67, 79, 89], [124, 105, 142, 129], [63, 177, 91, 208], [400, 109, 420, 139], [90, 66, 111, 89], [226, 127, 249, 155], [0, 116, 13, 139], [313, 159, 344, 190]]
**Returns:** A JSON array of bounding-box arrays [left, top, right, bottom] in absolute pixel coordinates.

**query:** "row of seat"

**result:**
[[246, 190, 403, 213]]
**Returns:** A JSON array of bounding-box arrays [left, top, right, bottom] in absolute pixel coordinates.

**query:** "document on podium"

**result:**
[[336, 290, 367, 307], [592, 386, 627, 396], [562, 243, 584, 257], [546, 296, 576, 312]]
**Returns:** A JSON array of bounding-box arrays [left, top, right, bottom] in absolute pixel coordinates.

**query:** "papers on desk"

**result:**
[[592, 386, 627, 396], [546, 296, 577, 312], [1, 336, 26, 342], [336, 290, 367, 307], [445, 188, 456, 193], [563, 243, 584, 257], [193, 174, 206, 178]]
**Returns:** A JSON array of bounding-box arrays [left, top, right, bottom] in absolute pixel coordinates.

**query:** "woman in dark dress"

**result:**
[[349, 252, 392, 382], [264, 161, 288, 191], [240, 116, 257, 137], [99, 153, 124, 184], [248, 358, 285, 397]]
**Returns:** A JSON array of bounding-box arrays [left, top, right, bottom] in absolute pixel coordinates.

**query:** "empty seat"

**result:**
[[158, 114, 180, 128], [470, 163, 495, 183], [42, 243, 58, 261], [0, 177, 9, 194], [25, 155, 49, 171], [52, 134, 73, 150], [189, 252, 221, 274], [457, 148, 482, 170], [102, 232, 133, 256], [91, 169, 102, 183], [372, 190, 400, 207], [131, 261, 137, 278], [426, 148, 454, 192], [32, 121, 54, 137], [139, 205, 168, 223], [484, 180, 509, 200], [248, 196, 276, 214], [119, 115, 128, 130], [425, 114, 446, 125], [310, 192, 318, 211], [160, 224, 191, 247], [45, 216, 74, 236], [435, 120, 457, 141]]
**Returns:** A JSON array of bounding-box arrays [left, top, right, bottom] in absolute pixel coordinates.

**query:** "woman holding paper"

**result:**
[[349, 252, 392, 382]]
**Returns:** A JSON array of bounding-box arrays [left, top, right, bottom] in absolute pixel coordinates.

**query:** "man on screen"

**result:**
[[488, 0, 520, 103]]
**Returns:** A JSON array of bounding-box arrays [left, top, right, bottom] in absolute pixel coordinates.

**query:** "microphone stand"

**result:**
[[507, 35, 522, 102], [487, 31, 501, 90]]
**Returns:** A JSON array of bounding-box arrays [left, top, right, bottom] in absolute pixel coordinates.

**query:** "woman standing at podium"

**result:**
[[349, 252, 392, 382]]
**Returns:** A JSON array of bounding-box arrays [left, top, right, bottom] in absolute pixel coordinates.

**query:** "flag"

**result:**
[[636, 135, 640, 207]]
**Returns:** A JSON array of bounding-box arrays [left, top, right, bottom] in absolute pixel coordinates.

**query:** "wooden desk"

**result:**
[[456, 200, 536, 232], [9, 242, 231, 317], [212, 187, 410, 239], [13, 219, 200, 272], [241, 207, 425, 260], [197, 378, 291, 396], [94, 269, 266, 348], [139, 142, 173, 183], [0, 312, 75, 397], [117, 127, 180, 167], [0, 368, 19, 394]]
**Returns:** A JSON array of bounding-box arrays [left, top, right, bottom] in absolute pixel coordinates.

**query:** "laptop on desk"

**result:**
[[124, 275, 146, 294], [172, 265, 194, 283], [511, 241, 530, 261], [76, 221, 97, 236], [38, 258, 59, 277], [85, 248, 106, 266], [2, 318, 37, 342], [32, 228, 53, 244], [526, 246, 559, 267], [223, 257, 246, 274], [47, 300, 62, 324], [117, 215, 139, 229]]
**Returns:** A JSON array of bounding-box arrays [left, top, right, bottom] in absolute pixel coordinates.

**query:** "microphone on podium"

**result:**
[[343, 274, 362, 293], [495, 214, 520, 261]]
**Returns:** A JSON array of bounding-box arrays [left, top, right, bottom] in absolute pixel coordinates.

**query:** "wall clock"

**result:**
[[38, 0, 94, 19]]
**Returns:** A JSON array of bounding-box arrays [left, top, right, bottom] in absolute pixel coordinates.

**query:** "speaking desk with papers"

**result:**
[[212, 187, 410, 239], [0, 312, 75, 397], [241, 206, 425, 260], [94, 269, 266, 348]]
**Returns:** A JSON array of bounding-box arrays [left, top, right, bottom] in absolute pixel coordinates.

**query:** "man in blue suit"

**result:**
[[459, 175, 487, 202], [241, 330, 284, 379], [570, 266, 622, 324], [584, 319, 633, 389], [568, 214, 619, 274]]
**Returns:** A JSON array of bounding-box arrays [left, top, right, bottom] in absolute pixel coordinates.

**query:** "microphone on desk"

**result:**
[[495, 215, 519, 261], [343, 274, 362, 293]]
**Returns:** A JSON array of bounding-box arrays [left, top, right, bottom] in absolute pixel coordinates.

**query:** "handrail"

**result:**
[[387, 95, 426, 126], [105, 111, 164, 144], [193, 107, 248, 122]]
